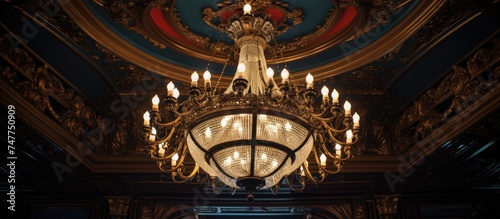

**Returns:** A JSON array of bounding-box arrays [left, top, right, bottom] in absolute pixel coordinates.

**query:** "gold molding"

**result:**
[[59, 1, 446, 87]]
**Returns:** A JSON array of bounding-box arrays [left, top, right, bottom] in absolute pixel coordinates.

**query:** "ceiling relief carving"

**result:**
[[98, 0, 412, 64], [0, 32, 99, 140]]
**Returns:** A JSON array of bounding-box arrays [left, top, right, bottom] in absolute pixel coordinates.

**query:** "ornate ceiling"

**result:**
[[0, 0, 500, 218]]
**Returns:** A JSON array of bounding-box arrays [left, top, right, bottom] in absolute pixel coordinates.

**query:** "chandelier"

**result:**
[[142, 2, 360, 201]]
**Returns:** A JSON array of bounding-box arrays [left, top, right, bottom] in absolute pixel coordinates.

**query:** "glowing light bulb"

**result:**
[[221, 118, 228, 127], [331, 89, 339, 104], [149, 127, 157, 142], [172, 153, 179, 166], [233, 151, 239, 159], [243, 3, 251, 14], [203, 70, 211, 81], [321, 86, 329, 97], [306, 73, 314, 89], [191, 71, 199, 87], [344, 101, 351, 116], [152, 95, 160, 111], [335, 144, 342, 157], [346, 129, 353, 143], [266, 67, 274, 79], [173, 88, 180, 99], [225, 156, 232, 166], [320, 153, 327, 167], [285, 122, 292, 132], [236, 62, 246, 73], [158, 143, 165, 156], [143, 111, 150, 126], [205, 127, 211, 138], [272, 159, 278, 168], [261, 153, 267, 161], [167, 81, 175, 96], [353, 112, 360, 128], [281, 68, 289, 83]]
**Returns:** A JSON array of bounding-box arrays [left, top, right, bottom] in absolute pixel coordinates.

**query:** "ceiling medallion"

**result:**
[[202, 0, 303, 36], [142, 2, 361, 201]]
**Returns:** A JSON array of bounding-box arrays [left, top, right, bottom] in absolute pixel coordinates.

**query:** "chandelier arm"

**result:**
[[153, 114, 183, 127], [156, 141, 189, 172], [172, 108, 194, 117], [210, 176, 227, 194], [284, 174, 305, 192], [270, 183, 280, 195], [174, 163, 200, 180], [317, 134, 339, 159], [313, 143, 343, 175], [303, 161, 325, 183], [322, 120, 351, 133], [148, 127, 176, 147], [310, 110, 333, 119]]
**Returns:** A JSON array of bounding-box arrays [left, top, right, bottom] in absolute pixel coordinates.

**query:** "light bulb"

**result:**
[[306, 73, 314, 89], [272, 159, 278, 168], [233, 151, 239, 159], [281, 68, 289, 82], [167, 81, 175, 91], [152, 94, 160, 105], [237, 62, 246, 73], [173, 88, 180, 98], [321, 86, 329, 97], [191, 71, 199, 81], [344, 101, 351, 116], [143, 111, 150, 126], [335, 144, 342, 157], [346, 129, 353, 143], [305, 73, 314, 84], [149, 127, 156, 141], [158, 143, 165, 156], [152, 94, 160, 111], [353, 112, 360, 128], [266, 67, 274, 79], [203, 70, 211, 81], [331, 89, 339, 104], [243, 3, 251, 14], [320, 153, 327, 167], [172, 153, 179, 166], [205, 127, 211, 138], [261, 153, 267, 161], [285, 122, 292, 132], [335, 144, 342, 150]]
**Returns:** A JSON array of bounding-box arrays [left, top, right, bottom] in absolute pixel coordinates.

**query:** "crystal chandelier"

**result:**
[[142, 2, 361, 201]]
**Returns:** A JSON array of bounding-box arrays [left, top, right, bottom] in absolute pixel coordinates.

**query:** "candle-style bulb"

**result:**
[[281, 68, 289, 83], [331, 89, 339, 104], [237, 62, 246, 73], [143, 111, 150, 126], [353, 112, 360, 128], [320, 153, 327, 167], [243, 3, 251, 14], [173, 88, 180, 98], [306, 73, 314, 89], [172, 153, 179, 167], [167, 81, 175, 91], [203, 70, 211, 81], [344, 101, 351, 116], [321, 86, 329, 96], [266, 67, 274, 79], [152, 94, 160, 111], [305, 73, 314, 84], [191, 71, 199, 82], [346, 129, 353, 143]]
